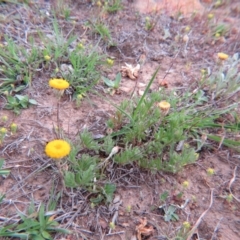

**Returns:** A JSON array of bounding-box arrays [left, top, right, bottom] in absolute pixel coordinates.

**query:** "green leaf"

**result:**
[[64, 171, 77, 188], [114, 72, 121, 88], [41, 230, 51, 239], [103, 183, 116, 203], [29, 99, 38, 105], [39, 204, 46, 229], [103, 76, 115, 88]]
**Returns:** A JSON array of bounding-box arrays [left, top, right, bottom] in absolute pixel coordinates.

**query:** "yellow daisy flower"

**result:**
[[45, 139, 71, 159], [158, 101, 171, 115], [49, 78, 70, 90], [217, 52, 228, 61]]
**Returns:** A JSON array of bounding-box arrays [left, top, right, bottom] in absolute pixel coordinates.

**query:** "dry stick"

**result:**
[[210, 217, 223, 240], [186, 189, 214, 240], [229, 166, 240, 202]]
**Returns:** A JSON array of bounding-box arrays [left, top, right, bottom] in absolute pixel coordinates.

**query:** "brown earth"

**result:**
[[0, 0, 240, 239]]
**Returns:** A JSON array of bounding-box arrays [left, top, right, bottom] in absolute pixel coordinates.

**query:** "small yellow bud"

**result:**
[[218, 52, 229, 61], [109, 222, 115, 230], [183, 221, 191, 229], [207, 13, 214, 20], [0, 127, 7, 134], [185, 26, 191, 32], [214, 0, 222, 8], [226, 194, 233, 203], [77, 94, 83, 100], [145, 16, 150, 22], [44, 55, 51, 61], [1, 115, 8, 122], [207, 168, 215, 176], [201, 69, 206, 75], [96, 1, 102, 7], [126, 205, 131, 213], [158, 101, 171, 115], [215, 33, 220, 38], [77, 43, 84, 49], [10, 123, 18, 134], [194, 153, 199, 160], [0, 43, 4, 48], [182, 180, 189, 188], [106, 58, 114, 66]]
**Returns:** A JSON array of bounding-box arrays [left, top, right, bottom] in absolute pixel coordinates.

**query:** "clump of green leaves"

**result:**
[[103, 72, 121, 95], [87, 20, 112, 43], [0, 202, 70, 239], [4, 94, 37, 115], [103, 0, 122, 13]]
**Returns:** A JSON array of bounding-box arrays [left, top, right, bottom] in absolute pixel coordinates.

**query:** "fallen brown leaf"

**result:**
[[121, 63, 140, 80], [136, 217, 154, 240]]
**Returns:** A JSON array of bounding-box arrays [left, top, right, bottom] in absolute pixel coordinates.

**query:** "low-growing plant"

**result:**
[[0, 201, 70, 239], [103, 0, 122, 13], [0, 36, 41, 96], [102, 72, 122, 95], [87, 20, 112, 43], [4, 94, 37, 115]]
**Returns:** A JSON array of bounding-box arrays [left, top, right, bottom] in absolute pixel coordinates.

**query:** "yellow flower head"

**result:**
[[217, 52, 228, 61], [44, 55, 51, 61], [45, 139, 71, 159], [207, 13, 214, 20], [10, 123, 18, 133], [0, 127, 7, 134], [106, 58, 114, 66], [1, 115, 8, 122], [183, 221, 191, 229], [158, 101, 171, 115], [182, 180, 189, 188], [77, 43, 84, 49], [207, 168, 215, 176], [49, 78, 70, 90]]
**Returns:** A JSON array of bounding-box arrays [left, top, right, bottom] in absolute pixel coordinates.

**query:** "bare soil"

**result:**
[[1, 0, 240, 239]]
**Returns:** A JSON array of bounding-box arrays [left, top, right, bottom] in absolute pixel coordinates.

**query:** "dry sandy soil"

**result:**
[[0, 0, 240, 239]]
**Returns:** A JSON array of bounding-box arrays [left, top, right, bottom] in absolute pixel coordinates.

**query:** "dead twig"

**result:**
[[229, 166, 240, 202], [187, 189, 214, 240], [210, 217, 223, 240]]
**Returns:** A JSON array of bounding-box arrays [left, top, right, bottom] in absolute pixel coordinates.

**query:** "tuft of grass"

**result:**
[[103, 0, 122, 13]]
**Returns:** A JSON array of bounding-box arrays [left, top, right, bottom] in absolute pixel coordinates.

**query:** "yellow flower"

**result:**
[[106, 58, 114, 66], [183, 221, 191, 229], [1, 115, 8, 122], [185, 26, 191, 33], [77, 43, 84, 49], [49, 78, 70, 90], [207, 168, 215, 176], [45, 139, 71, 159], [10, 123, 18, 133], [207, 13, 214, 20], [158, 101, 171, 115], [217, 52, 228, 61], [44, 55, 51, 61], [96, 1, 102, 7], [77, 94, 83, 100], [0, 127, 7, 134], [182, 180, 189, 188]]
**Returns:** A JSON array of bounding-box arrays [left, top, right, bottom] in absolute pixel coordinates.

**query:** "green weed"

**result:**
[[4, 94, 37, 115], [0, 201, 70, 239], [103, 0, 122, 13]]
